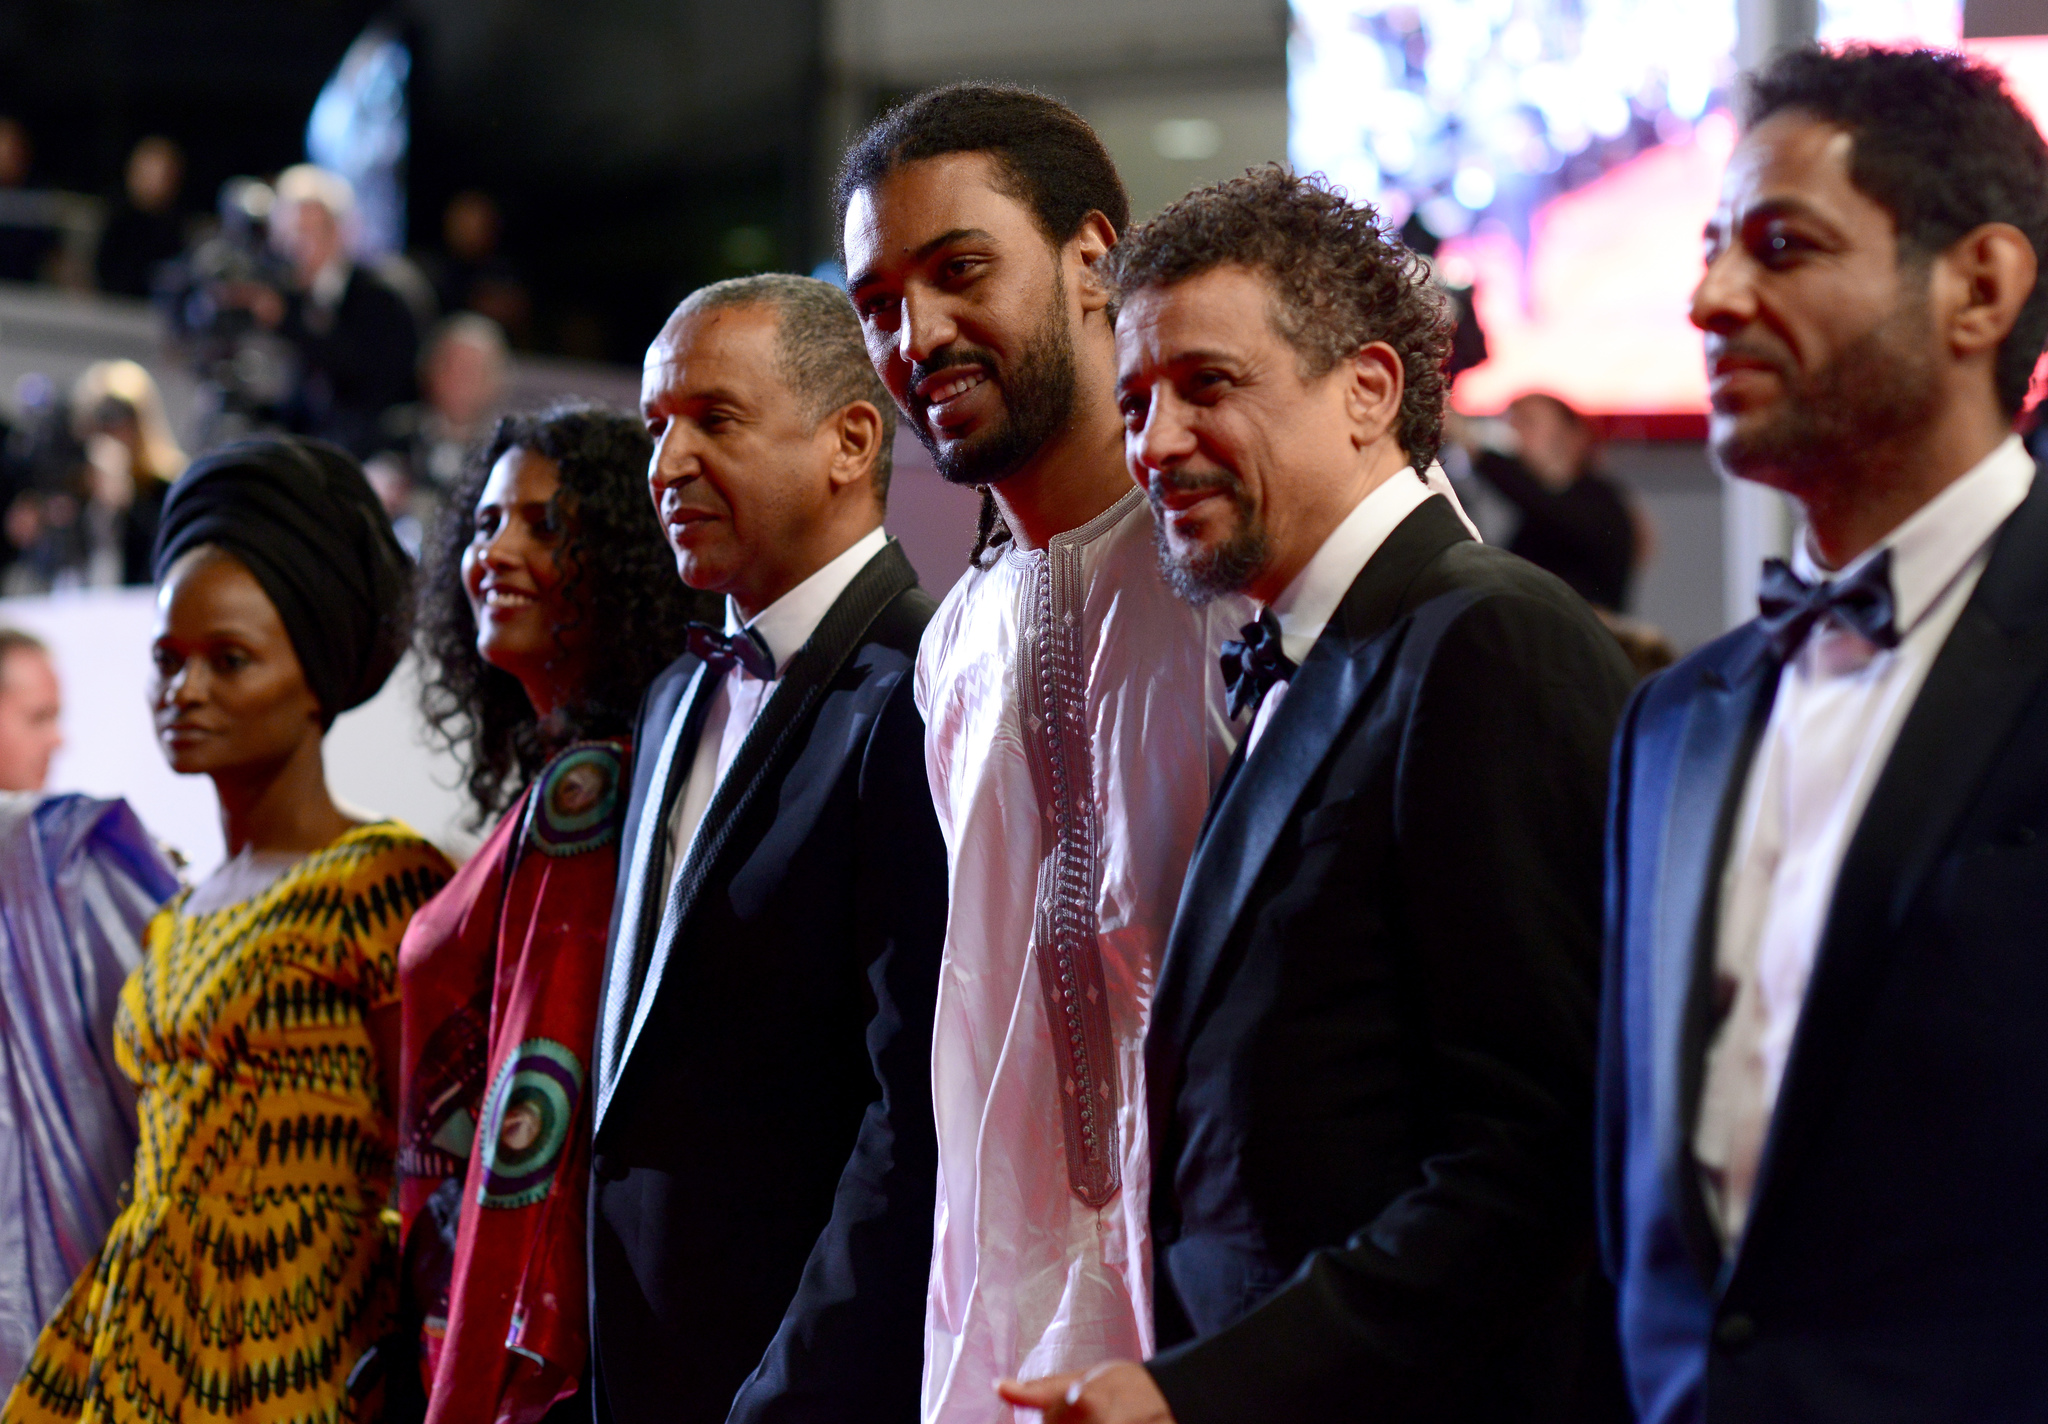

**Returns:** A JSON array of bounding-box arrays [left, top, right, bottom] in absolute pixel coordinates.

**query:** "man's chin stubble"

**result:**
[[1154, 521, 1268, 607]]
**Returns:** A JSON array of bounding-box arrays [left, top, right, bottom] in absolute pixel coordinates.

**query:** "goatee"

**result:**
[[1150, 475, 1268, 606]]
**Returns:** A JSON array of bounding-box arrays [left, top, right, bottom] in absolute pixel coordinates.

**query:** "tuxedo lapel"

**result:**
[[595, 660, 709, 1120], [1640, 636, 1779, 1289], [1151, 497, 1467, 1071], [1739, 465, 2048, 1263], [606, 541, 920, 1111]]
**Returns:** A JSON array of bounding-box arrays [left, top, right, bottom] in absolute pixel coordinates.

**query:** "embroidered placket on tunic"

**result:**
[[1020, 542, 1119, 1207]]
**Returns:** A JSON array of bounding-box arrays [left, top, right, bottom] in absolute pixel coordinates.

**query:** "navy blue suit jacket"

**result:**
[[1598, 461, 2048, 1423]]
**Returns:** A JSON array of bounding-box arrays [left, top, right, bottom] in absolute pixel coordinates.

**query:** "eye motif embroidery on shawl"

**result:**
[[478, 1039, 584, 1209], [530, 744, 623, 857]]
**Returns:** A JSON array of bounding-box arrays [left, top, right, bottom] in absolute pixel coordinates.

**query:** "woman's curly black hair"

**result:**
[[415, 402, 707, 825]]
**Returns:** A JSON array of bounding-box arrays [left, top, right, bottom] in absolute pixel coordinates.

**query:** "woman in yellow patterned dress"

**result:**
[[4, 437, 453, 1424]]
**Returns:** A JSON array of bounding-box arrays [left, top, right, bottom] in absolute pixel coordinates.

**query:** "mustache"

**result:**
[[1706, 337, 1790, 373], [1148, 466, 1246, 501]]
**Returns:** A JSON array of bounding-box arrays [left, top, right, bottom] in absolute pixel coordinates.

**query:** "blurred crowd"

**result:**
[[0, 117, 534, 582]]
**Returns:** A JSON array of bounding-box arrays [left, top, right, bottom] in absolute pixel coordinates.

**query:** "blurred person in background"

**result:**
[[0, 791, 179, 1390], [425, 191, 532, 347], [94, 137, 187, 299], [3, 435, 452, 1424], [0, 118, 58, 285], [215, 164, 419, 457], [0, 630, 60, 792], [1, 363, 187, 593], [374, 313, 511, 517], [391, 405, 699, 1424], [1447, 393, 1646, 613], [1, 374, 85, 594], [71, 359, 188, 586]]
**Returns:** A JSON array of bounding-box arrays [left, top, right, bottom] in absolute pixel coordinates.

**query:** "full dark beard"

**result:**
[[1710, 292, 1943, 494], [913, 283, 1080, 488], [1149, 475, 1269, 606]]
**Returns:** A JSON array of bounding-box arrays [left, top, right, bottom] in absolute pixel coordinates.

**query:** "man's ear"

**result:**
[[1343, 341, 1405, 450], [828, 400, 886, 493], [1070, 211, 1119, 317], [1938, 221, 2037, 362]]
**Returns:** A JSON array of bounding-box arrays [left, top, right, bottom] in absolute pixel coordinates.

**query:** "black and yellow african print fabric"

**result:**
[[4, 822, 452, 1424]]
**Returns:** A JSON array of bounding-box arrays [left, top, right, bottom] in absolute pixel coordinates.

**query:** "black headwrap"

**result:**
[[153, 435, 412, 724]]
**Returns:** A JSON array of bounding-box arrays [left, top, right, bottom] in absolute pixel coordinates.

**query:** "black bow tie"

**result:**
[[1756, 549, 1900, 661], [686, 621, 776, 680], [1220, 610, 1298, 720]]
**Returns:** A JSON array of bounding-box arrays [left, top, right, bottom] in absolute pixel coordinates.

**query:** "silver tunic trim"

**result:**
[[1010, 489, 1143, 1208]]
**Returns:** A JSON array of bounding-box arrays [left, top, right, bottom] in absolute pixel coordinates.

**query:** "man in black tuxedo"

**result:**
[[1597, 47, 2048, 1423], [1003, 167, 1633, 1422], [591, 273, 946, 1423]]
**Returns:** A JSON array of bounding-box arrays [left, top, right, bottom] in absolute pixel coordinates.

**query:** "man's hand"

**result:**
[[995, 1362, 1175, 1424]]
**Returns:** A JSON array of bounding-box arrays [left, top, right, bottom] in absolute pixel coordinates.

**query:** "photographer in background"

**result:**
[[214, 164, 418, 457]]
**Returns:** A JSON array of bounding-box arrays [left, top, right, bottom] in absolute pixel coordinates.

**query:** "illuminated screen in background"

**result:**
[[1289, 0, 2048, 418]]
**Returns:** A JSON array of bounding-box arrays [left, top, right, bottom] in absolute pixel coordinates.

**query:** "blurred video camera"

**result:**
[[159, 177, 298, 443]]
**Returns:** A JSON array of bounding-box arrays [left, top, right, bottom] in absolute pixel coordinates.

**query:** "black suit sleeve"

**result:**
[[726, 666, 946, 1424], [1148, 588, 1632, 1419], [1595, 681, 1650, 1287]]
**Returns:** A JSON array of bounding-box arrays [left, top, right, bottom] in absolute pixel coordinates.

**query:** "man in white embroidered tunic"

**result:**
[[839, 86, 1247, 1421]]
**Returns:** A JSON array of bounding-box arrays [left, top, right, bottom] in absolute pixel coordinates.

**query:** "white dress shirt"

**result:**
[[663, 526, 888, 883], [1244, 467, 1439, 752], [1695, 435, 2036, 1247]]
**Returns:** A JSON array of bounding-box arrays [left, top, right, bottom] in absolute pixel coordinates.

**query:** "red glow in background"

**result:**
[[1446, 35, 2048, 418]]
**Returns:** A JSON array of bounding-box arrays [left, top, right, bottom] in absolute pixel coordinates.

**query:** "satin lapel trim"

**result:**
[[595, 662, 706, 1125], [1644, 643, 1778, 1290], [607, 541, 918, 1102], [1739, 482, 2048, 1269], [1151, 495, 1467, 1066]]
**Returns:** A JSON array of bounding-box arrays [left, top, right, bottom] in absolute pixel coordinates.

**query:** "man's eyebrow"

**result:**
[[1737, 195, 1833, 229], [848, 227, 999, 293], [1117, 347, 1239, 393]]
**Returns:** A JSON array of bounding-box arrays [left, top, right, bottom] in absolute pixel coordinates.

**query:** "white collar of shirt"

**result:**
[[308, 258, 351, 311], [1790, 433, 2034, 642], [724, 525, 888, 678], [1264, 468, 1436, 665]]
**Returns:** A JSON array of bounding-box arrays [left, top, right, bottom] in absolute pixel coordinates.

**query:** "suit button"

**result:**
[[1715, 1312, 1757, 1348], [592, 1153, 624, 1183]]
